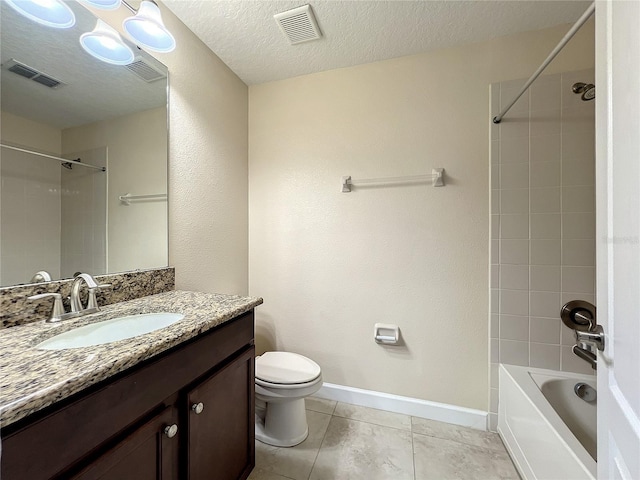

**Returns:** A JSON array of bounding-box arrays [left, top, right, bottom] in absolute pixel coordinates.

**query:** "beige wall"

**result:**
[[92, 2, 249, 295], [1, 112, 62, 285], [62, 108, 166, 274], [248, 21, 595, 410]]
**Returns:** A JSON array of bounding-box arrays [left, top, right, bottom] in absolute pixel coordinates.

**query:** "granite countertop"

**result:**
[[0, 290, 263, 428]]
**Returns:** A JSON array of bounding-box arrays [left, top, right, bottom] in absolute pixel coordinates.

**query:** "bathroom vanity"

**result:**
[[0, 290, 262, 480]]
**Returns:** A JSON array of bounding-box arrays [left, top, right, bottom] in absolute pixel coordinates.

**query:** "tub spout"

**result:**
[[572, 344, 597, 370]]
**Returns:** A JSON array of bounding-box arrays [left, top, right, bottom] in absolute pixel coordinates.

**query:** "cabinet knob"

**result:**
[[191, 402, 204, 414], [164, 424, 178, 438]]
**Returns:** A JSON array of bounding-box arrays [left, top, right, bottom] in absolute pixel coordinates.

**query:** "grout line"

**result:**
[[306, 409, 333, 480], [410, 418, 417, 480]]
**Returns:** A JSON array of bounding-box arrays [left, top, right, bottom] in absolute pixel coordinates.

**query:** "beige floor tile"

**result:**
[[333, 402, 411, 431], [309, 416, 414, 480], [306, 397, 337, 415], [411, 417, 506, 452], [247, 467, 296, 480], [413, 433, 520, 480], [255, 410, 331, 480]]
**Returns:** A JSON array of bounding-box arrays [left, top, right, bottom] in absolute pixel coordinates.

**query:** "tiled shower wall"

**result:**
[[488, 69, 596, 429]]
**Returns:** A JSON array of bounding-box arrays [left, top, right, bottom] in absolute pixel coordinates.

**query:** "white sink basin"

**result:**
[[37, 312, 184, 350]]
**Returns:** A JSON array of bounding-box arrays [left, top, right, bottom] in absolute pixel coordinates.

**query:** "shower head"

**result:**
[[572, 82, 595, 101]]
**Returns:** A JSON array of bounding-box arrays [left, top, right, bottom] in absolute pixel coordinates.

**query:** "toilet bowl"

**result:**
[[255, 351, 322, 447]]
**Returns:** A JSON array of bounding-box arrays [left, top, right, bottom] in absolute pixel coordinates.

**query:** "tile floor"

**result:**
[[248, 398, 520, 480]]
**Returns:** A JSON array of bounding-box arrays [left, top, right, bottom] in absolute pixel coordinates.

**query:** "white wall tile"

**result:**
[[562, 105, 595, 136], [530, 214, 561, 239], [491, 338, 499, 363], [491, 314, 499, 339], [500, 339, 529, 366], [491, 289, 499, 314], [530, 239, 561, 265], [530, 134, 561, 163], [490, 363, 499, 388], [530, 291, 560, 318], [500, 290, 529, 316], [500, 264, 529, 290], [530, 162, 561, 187], [562, 160, 595, 186], [500, 81, 529, 113], [530, 343, 561, 370], [530, 317, 561, 344], [491, 215, 500, 239], [491, 264, 499, 289], [491, 166, 500, 189], [491, 239, 499, 264], [500, 315, 529, 341], [500, 136, 529, 164], [501, 240, 529, 265], [491, 189, 500, 214], [530, 109, 561, 137], [530, 75, 561, 111], [491, 140, 500, 164], [501, 116, 530, 138], [501, 214, 529, 239], [561, 186, 595, 213], [490, 388, 499, 413], [563, 212, 595, 239], [531, 187, 560, 213], [500, 189, 529, 214], [500, 163, 529, 189], [562, 132, 594, 162], [562, 266, 595, 294], [530, 265, 560, 292], [562, 239, 595, 266]]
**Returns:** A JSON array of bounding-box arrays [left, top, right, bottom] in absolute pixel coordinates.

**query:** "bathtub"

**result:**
[[498, 364, 596, 480]]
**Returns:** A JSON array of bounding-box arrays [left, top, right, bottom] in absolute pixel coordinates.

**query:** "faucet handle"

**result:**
[[87, 283, 112, 310], [28, 293, 65, 323]]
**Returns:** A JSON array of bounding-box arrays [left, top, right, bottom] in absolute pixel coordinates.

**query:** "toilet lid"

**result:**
[[256, 352, 321, 385]]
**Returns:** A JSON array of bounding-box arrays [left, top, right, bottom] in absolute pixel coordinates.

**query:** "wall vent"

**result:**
[[274, 5, 322, 45], [4, 59, 64, 89], [125, 57, 167, 83]]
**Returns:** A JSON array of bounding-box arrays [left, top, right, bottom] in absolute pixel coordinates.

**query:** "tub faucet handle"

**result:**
[[575, 324, 605, 351]]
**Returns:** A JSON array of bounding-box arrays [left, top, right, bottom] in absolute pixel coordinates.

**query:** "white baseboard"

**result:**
[[313, 382, 488, 431]]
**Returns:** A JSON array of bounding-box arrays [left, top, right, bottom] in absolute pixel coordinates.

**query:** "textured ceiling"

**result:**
[[0, 1, 167, 129], [164, 0, 592, 85]]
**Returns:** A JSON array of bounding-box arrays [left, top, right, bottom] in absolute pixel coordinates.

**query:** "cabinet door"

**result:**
[[69, 406, 179, 480], [187, 347, 255, 480]]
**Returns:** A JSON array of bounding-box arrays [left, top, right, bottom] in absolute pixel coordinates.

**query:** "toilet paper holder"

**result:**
[[374, 323, 400, 345]]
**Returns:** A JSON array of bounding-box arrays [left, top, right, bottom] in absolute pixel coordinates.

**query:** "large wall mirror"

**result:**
[[0, 1, 169, 287]]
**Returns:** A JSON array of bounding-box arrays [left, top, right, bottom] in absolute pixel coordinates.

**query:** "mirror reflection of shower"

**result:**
[[572, 82, 595, 101]]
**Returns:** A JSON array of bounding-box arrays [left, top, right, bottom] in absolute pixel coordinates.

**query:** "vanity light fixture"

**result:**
[[80, 19, 134, 65], [78, 0, 121, 10], [5, 0, 76, 28], [122, 0, 176, 53]]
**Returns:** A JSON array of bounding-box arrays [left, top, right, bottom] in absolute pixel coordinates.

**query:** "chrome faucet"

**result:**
[[28, 273, 111, 323], [561, 300, 605, 370]]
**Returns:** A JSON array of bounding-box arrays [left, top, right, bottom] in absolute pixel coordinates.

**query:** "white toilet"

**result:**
[[255, 351, 322, 447]]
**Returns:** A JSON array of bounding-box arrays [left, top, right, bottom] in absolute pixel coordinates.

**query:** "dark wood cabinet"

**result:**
[[70, 406, 179, 480], [186, 348, 255, 480], [1, 311, 255, 480]]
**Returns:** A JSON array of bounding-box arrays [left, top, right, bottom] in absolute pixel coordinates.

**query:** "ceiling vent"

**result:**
[[274, 5, 322, 45], [125, 57, 168, 83], [4, 59, 65, 89]]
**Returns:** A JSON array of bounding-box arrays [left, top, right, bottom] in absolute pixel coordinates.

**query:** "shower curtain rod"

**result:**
[[0, 143, 106, 172], [492, 1, 595, 124]]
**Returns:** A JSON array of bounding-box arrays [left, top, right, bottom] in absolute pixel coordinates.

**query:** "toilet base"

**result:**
[[255, 398, 309, 447]]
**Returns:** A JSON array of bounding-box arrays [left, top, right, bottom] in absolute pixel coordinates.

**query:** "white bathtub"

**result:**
[[498, 364, 596, 480]]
